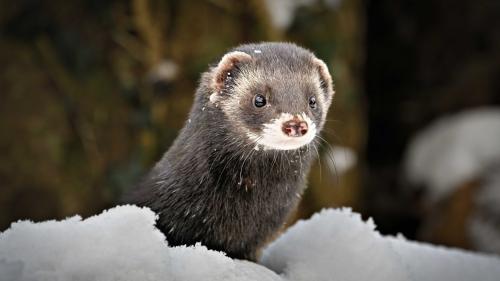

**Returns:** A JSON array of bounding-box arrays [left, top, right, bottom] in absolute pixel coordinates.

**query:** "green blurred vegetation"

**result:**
[[0, 0, 364, 229]]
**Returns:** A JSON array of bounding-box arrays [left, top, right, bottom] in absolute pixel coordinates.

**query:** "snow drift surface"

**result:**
[[0, 206, 280, 281], [404, 108, 500, 254], [405, 108, 500, 202], [1, 206, 500, 281]]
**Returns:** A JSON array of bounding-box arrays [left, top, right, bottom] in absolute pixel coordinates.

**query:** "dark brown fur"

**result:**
[[125, 42, 334, 260]]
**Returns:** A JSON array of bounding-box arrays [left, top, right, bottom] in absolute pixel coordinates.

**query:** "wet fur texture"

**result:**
[[125, 42, 334, 261]]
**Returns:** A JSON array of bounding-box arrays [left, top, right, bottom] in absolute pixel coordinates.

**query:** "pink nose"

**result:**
[[282, 119, 308, 137]]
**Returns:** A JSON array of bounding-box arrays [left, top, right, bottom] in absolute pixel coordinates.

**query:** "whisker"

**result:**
[[214, 138, 259, 188], [271, 150, 278, 172], [238, 145, 257, 186], [316, 135, 339, 185], [324, 118, 344, 125], [319, 129, 344, 146], [312, 141, 323, 183]]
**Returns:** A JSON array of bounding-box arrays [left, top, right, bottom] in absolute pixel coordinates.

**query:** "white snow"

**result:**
[[1, 205, 500, 281], [405, 108, 500, 202], [468, 166, 500, 254], [261, 209, 411, 281], [262, 208, 500, 281], [0, 206, 280, 281], [404, 108, 500, 256], [264, 0, 342, 30], [324, 145, 357, 176], [148, 60, 179, 83]]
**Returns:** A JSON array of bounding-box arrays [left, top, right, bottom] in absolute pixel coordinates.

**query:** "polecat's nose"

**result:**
[[282, 119, 308, 137]]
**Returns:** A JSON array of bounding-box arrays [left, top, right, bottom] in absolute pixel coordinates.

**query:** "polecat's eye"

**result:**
[[254, 94, 267, 108], [309, 96, 317, 109]]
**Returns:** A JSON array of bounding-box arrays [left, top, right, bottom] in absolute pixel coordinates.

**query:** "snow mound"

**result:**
[[405, 108, 500, 202], [1, 205, 500, 281], [261, 209, 410, 281], [262, 209, 500, 281], [0, 205, 280, 281]]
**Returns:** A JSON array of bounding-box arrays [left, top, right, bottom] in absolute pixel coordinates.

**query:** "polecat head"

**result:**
[[206, 42, 334, 151]]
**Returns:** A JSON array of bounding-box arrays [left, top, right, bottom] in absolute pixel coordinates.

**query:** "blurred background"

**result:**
[[1, 0, 499, 254]]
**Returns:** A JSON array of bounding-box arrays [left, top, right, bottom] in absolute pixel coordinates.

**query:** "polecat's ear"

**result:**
[[313, 58, 335, 106], [211, 51, 252, 93]]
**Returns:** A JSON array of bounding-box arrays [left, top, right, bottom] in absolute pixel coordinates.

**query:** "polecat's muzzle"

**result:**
[[282, 118, 308, 137]]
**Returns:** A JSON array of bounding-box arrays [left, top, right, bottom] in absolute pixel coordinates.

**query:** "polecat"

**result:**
[[126, 42, 335, 261]]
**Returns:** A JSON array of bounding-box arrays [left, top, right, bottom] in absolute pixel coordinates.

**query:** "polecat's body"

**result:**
[[126, 42, 334, 260]]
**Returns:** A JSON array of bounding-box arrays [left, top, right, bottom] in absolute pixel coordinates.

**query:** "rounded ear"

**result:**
[[313, 58, 335, 105], [211, 51, 252, 93]]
